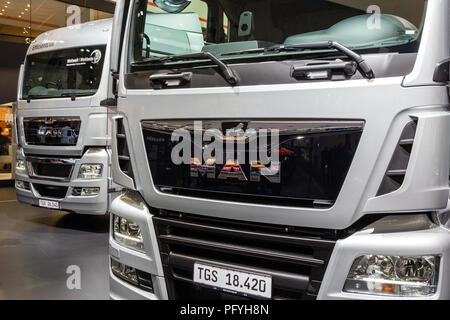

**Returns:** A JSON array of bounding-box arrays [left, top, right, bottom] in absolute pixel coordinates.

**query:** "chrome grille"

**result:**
[[23, 117, 80, 146]]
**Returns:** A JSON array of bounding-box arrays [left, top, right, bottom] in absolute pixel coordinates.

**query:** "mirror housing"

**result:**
[[433, 58, 450, 83]]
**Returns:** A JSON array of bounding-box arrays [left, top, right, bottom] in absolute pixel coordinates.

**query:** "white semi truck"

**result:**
[[107, 0, 450, 299], [15, 19, 115, 215]]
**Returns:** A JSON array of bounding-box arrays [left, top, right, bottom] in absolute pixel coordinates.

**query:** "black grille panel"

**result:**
[[33, 183, 68, 199], [153, 211, 336, 300], [34, 163, 72, 178], [28, 158, 75, 180], [23, 117, 80, 146], [143, 120, 364, 208]]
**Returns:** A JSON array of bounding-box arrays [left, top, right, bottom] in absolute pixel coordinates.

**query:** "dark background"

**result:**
[[0, 0, 116, 105], [0, 41, 29, 104]]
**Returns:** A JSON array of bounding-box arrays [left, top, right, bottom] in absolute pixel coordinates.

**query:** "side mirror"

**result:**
[[153, 0, 191, 13], [433, 58, 450, 83]]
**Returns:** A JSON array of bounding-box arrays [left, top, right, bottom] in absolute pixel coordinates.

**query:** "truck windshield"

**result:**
[[131, 0, 427, 66], [22, 45, 106, 100]]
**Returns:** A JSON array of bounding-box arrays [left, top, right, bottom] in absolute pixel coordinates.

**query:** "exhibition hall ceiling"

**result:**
[[0, 0, 114, 43]]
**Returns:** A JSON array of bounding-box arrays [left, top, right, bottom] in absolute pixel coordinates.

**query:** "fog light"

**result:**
[[15, 180, 30, 190], [111, 258, 138, 285], [78, 164, 103, 179], [16, 160, 25, 171], [110, 258, 153, 292], [113, 215, 144, 251], [72, 187, 100, 196], [344, 255, 439, 297]]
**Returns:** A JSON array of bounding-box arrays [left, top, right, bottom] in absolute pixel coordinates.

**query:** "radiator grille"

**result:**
[[23, 117, 80, 146], [153, 211, 337, 300], [143, 120, 364, 208]]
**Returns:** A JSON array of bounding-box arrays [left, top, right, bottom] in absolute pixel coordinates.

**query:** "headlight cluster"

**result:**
[[113, 215, 144, 251], [78, 164, 103, 179], [16, 160, 25, 171], [344, 255, 439, 297]]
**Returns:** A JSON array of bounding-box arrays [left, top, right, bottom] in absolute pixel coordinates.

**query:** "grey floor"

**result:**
[[0, 185, 110, 299]]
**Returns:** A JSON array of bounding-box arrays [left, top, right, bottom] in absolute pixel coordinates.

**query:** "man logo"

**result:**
[[172, 121, 281, 184], [38, 126, 62, 138], [90, 49, 102, 64], [46, 129, 62, 138]]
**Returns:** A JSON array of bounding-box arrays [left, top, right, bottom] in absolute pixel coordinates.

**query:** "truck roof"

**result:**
[[27, 18, 113, 56]]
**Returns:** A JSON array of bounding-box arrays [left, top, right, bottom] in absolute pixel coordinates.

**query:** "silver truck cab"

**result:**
[[15, 19, 114, 215], [108, 0, 450, 299]]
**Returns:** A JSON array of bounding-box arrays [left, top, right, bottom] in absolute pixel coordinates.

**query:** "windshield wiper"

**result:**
[[26, 92, 93, 102], [60, 92, 94, 100], [223, 41, 375, 79], [133, 52, 239, 86], [26, 94, 60, 102]]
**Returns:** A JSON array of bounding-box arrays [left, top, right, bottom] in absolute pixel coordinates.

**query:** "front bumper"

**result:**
[[15, 148, 109, 215], [109, 192, 450, 300]]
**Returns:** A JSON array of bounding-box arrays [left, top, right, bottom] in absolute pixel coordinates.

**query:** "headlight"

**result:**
[[16, 160, 25, 171], [344, 255, 439, 297], [113, 215, 144, 251], [78, 164, 103, 179]]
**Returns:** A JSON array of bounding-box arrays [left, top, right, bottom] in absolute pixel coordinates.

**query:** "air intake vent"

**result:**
[[33, 184, 68, 199], [377, 120, 417, 196], [116, 118, 134, 179]]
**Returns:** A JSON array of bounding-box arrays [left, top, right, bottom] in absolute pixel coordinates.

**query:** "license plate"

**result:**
[[193, 263, 272, 299], [38, 199, 60, 209]]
